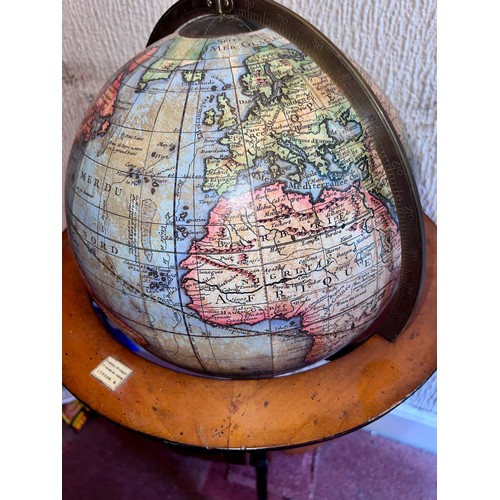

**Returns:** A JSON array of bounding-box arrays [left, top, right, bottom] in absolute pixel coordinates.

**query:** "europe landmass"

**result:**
[[202, 43, 396, 218], [203, 46, 364, 191], [180, 182, 401, 362]]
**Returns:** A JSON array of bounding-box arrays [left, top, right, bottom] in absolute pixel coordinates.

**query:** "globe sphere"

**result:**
[[65, 18, 402, 378]]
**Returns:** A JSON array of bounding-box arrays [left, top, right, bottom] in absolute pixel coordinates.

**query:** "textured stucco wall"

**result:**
[[62, 0, 437, 412]]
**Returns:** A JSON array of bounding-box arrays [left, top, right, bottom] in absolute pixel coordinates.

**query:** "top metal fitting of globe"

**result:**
[[65, 0, 425, 379]]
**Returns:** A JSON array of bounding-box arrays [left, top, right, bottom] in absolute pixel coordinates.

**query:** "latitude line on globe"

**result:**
[[102, 101, 321, 136], [68, 172, 386, 225], [73, 185, 387, 251], [81, 251, 390, 332], [69, 211, 394, 324], [76, 222, 394, 339], [66, 190, 390, 263]]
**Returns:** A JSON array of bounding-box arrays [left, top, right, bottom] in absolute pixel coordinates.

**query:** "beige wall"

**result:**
[[62, 0, 437, 412]]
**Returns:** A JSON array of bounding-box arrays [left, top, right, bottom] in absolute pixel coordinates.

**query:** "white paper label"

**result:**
[[91, 356, 132, 391]]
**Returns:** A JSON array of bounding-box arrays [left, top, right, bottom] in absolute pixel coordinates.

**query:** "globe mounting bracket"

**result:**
[[207, 0, 234, 14]]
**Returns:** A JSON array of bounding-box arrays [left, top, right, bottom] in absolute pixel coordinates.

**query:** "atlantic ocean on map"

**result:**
[[65, 26, 402, 378]]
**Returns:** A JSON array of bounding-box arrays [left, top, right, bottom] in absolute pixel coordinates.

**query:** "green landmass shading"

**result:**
[[182, 70, 205, 82], [203, 109, 216, 126], [137, 38, 207, 90], [216, 93, 237, 129], [202, 44, 370, 196], [137, 60, 179, 90]]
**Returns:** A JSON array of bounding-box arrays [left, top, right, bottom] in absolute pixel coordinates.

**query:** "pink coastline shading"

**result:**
[[77, 47, 159, 143], [180, 181, 400, 354]]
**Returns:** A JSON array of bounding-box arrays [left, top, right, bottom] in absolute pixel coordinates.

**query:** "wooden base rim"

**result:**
[[62, 216, 436, 451]]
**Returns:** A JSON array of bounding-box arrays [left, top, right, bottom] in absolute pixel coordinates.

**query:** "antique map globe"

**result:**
[[65, 14, 403, 378]]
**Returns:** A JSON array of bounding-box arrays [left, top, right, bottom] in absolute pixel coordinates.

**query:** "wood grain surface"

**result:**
[[62, 216, 436, 451]]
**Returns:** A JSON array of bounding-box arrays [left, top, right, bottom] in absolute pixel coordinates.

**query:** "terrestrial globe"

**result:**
[[65, 0, 424, 379]]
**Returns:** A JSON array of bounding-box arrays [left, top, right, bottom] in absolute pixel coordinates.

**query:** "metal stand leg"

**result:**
[[250, 451, 268, 500]]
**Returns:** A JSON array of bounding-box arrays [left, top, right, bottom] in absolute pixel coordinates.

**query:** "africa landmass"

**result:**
[[181, 182, 399, 361]]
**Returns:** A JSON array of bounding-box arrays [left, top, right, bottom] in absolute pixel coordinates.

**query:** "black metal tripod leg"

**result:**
[[249, 451, 268, 500]]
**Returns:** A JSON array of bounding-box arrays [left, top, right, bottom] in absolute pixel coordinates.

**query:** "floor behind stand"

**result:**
[[62, 412, 436, 500]]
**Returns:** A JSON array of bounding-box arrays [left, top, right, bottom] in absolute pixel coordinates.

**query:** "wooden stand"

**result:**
[[62, 216, 436, 452]]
